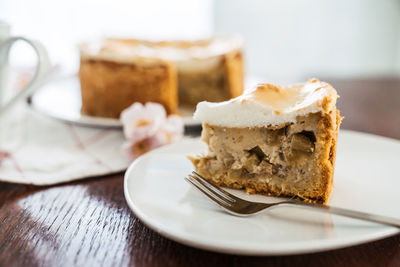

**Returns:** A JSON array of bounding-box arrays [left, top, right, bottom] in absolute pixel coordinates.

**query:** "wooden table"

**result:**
[[1, 78, 400, 266]]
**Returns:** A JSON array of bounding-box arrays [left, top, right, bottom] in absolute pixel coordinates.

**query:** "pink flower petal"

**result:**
[[120, 102, 167, 142], [120, 102, 184, 160], [0, 151, 8, 163]]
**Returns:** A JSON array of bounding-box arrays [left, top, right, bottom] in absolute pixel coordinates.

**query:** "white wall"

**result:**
[[0, 0, 213, 73], [214, 0, 400, 83], [2, 0, 400, 83]]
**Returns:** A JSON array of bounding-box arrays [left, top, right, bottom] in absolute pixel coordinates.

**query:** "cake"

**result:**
[[189, 78, 341, 204], [78, 37, 244, 118], [79, 39, 177, 118]]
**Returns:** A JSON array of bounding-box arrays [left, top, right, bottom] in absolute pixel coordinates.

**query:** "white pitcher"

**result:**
[[0, 21, 50, 153], [0, 21, 50, 117]]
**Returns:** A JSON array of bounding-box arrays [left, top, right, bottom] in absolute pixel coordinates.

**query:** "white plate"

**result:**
[[124, 130, 400, 255], [28, 76, 200, 128]]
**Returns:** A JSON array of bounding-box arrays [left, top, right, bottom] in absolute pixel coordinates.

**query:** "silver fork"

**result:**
[[185, 171, 400, 228]]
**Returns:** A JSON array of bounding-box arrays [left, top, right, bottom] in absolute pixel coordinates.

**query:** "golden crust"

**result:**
[[223, 49, 244, 99], [320, 109, 342, 202], [79, 59, 177, 118]]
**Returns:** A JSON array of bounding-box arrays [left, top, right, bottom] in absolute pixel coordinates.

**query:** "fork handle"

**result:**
[[285, 201, 400, 228]]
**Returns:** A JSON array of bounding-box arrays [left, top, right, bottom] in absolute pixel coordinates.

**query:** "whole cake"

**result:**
[[79, 37, 244, 118], [189, 78, 341, 204]]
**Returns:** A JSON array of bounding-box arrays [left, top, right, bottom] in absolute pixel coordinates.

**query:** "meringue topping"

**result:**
[[194, 78, 338, 127], [79, 37, 243, 69]]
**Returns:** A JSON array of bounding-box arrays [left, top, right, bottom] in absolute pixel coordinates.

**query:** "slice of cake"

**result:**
[[78, 37, 244, 118], [189, 78, 341, 204]]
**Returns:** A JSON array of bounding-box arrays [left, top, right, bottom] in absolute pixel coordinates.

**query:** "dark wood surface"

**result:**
[[1, 78, 400, 267]]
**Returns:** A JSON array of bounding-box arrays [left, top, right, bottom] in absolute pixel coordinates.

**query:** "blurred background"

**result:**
[[1, 0, 400, 83]]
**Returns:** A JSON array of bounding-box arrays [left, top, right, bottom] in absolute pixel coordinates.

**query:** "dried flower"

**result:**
[[120, 102, 184, 158]]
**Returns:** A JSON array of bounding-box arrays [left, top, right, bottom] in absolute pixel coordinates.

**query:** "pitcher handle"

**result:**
[[0, 37, 50, 117]]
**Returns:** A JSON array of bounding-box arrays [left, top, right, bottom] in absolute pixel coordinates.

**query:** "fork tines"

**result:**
[[191, 171, 241, 202], [185, 172, 238, 207]]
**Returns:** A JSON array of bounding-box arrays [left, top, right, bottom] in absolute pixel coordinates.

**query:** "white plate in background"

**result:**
[[28, 76, 200, 128], [29, 75, 263, 128]]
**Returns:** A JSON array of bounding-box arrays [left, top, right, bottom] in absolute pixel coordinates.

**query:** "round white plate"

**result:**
[[124, 130, 400, 255], [28, 76, 200, 128]]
